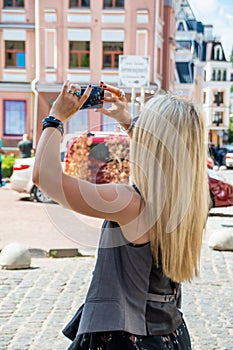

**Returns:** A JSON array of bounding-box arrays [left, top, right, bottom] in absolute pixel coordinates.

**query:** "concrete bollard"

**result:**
[[208, 230, 233, 251], [0, 242, 31, 269]]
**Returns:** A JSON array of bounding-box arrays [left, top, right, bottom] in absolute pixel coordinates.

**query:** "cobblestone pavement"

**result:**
[[0, 257, 95, 350], [0, 229, 233, 350]]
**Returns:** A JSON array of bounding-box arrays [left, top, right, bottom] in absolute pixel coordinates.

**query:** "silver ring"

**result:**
[[119, 89, 125, 97], [73, 91, 81, 96]]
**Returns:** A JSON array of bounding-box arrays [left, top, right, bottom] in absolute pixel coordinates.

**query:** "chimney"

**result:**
[[204, 25, 214, 40]]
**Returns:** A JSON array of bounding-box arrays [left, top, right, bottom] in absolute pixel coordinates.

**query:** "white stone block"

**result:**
[[208, 230, 233, 251], [0, 242, 31, 269]]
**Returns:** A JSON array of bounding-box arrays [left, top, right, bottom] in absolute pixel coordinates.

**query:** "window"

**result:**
[[103, 0, 124, 8], [69, 0, 90, 7], [103, 41, 123, 68], [203, 92, 206, 104], [203, 70, 206, 81], [102, 114, 118, 131], [4, 100, 26, 136], [177, 22, 185, 31], [214, 91, 224, 105], [214, 45, 223, 61], [176, 41, 191, 50], [212, 112, 223, 126], [212, 69, 216, 81], [212, 69, 227, 81], [5, 41, 25, 68], [69, 41, 90, 68], [4, 0, 24, 7], [67, 110, 88, 133], [223, 70, 227, 81]]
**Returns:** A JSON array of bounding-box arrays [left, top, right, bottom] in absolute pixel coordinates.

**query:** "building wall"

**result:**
[[0, 0, 172, 149]]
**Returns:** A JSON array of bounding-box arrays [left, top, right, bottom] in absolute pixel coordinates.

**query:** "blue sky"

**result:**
[[189, 0, 233, 59]]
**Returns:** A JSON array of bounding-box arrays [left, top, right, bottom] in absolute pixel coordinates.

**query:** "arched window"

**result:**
[[177, 22, 185, 31], [214, 45, 223, 60], [217, 70, 221, 81]]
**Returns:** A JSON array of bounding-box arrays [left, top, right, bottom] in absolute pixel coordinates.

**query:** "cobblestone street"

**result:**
[[0, 257, 95, 350], [0, 231, 232, 350]]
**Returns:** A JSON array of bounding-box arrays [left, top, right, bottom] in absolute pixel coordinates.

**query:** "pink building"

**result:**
[[0, 0, 176, 149]]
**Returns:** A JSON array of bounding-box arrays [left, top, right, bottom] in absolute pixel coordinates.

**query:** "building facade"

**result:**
[[175, 0, 232, 146], [202, 38, 232, 145], [175, 0, 205, 102], [0, 0, 176, 149]]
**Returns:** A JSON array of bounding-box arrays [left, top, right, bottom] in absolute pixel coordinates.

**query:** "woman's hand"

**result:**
[[49, 80, 92, 123], [97, 82, 132, 127]]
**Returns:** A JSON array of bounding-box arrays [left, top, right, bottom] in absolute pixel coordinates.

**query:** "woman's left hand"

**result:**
[[97, 82, 131, 124], [49, 80, 92, 123]]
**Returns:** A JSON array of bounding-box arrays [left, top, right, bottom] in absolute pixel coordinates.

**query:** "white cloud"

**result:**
[[189, 0, 220, 17], [188, 0, 232, 59]]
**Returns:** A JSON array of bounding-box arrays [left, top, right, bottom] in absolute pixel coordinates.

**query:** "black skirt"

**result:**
[[63, 305, 192, 350], [66, 323, 191, 350]]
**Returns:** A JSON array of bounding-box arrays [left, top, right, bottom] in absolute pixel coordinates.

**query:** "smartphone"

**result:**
[[80, 85, 104, 109]]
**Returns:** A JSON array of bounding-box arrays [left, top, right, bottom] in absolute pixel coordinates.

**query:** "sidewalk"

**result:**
[[0, 183, 102, 256]]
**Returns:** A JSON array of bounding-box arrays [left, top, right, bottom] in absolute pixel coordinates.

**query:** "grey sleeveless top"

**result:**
[[76, 220, 183, 336]]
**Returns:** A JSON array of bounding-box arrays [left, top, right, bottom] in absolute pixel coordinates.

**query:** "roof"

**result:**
[[176, 0, 196, 20]]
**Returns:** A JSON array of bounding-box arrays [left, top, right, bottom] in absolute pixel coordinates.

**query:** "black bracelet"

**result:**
[[42, 116, 64, 136]]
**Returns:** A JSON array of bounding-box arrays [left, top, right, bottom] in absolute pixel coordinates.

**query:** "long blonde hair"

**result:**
[[131, 93, 209, 282]]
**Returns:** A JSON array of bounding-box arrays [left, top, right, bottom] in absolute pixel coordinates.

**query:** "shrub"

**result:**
[[2, 154, 16, 178]]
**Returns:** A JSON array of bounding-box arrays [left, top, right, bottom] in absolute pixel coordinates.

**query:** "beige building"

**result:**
[[0, 0, 176, 149]]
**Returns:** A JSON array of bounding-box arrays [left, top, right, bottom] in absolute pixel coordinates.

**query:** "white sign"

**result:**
[[119, 55, 150, 88]]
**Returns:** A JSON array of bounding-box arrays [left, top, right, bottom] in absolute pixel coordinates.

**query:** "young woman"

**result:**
[[33, 81, 209, 350]]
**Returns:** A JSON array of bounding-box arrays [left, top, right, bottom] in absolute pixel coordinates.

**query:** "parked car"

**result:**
[[10, 132, 233, 208], [208, 169, 233, 208], [207, 156, 214, 169], [64, 131, 130, 184], [10, 131, 129, 202], [225, 147, 233, 169], [10, 157, 53, 203]]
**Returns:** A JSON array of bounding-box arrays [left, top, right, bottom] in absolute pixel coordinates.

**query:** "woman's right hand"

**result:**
[[49, 80, 91, 123], [97, 82, 132, 127]]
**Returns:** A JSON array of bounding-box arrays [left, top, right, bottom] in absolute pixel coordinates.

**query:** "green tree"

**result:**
[[229, 116, 233, 144], [230, 47, 233, 63]]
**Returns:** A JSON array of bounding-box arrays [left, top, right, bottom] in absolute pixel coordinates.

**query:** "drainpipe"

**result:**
[[31, 0, 40, 149], [153, 0, 161, 90]]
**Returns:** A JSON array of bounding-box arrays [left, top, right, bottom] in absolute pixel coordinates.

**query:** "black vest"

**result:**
[[64, 220, 183, 337]]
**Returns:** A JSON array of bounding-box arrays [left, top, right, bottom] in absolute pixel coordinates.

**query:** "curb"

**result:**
[[208, 212, 233, 217], [48, 248, 84, 258], [0, 248, 94, 259]]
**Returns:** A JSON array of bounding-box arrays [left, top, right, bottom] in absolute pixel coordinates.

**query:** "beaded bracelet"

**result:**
[[42, 116, 64, 136]]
